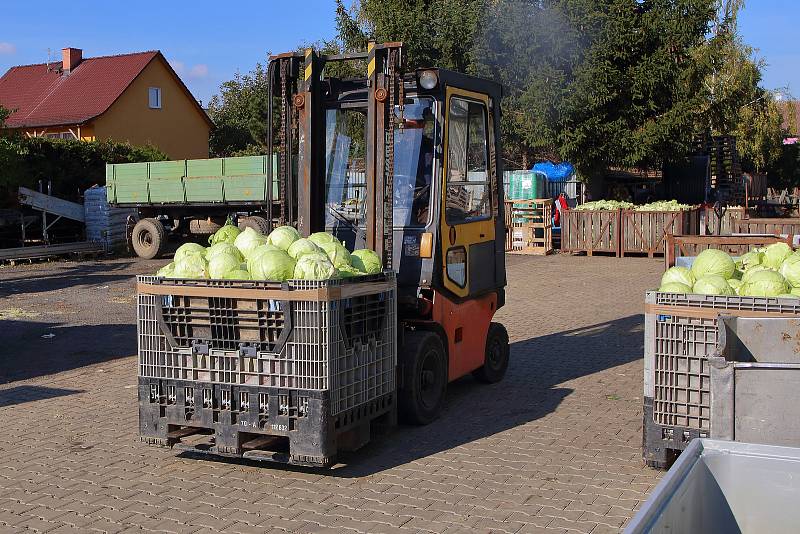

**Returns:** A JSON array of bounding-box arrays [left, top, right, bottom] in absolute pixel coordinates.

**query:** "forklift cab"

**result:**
[[268, 44, 509, 424]]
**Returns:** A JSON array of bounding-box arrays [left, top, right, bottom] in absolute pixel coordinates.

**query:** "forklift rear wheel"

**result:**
[[238, 216, 271, 234], [472, 322, 509, 384], [131, 218, 166, 259], [399, 331, 447, 425]]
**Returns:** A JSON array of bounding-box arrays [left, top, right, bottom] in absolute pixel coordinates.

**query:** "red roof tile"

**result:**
[[0, 51, 158, 128]]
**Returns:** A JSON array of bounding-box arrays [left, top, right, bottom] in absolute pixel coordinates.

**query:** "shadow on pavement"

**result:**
[[0, 385, 84, 407], [0, 261, 135, 298], [334, 314, 644, 476], [0, 321, 136, 383], [173, 315, 644, 476]]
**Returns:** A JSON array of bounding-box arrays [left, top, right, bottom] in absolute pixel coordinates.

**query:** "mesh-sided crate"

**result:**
[[643, 291, 800, 468], [137, 274, 396, 416]]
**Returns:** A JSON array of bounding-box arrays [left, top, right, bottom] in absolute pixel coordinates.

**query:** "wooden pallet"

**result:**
[[0, 241, 103, 262], [505, 199, 553, 255]]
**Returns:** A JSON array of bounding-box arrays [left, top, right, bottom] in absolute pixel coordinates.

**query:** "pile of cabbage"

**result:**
[[634, 200, 694, 211], [574, 199, 694, 211], [658, 242, 800, 298], [573, 200, 635, 211], [155, 223, 382, 281]]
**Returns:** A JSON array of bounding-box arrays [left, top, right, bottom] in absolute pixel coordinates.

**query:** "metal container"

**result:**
[[642, 290, 800, 468], [710, 316, 800, 445], [626, 439, 800, 534]]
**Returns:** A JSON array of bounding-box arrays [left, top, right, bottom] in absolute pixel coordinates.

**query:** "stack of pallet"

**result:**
[[504, 199, 553, 255], [707, 135, 743, 205]]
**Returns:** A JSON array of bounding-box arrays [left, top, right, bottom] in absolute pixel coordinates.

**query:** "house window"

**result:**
[[148, 87, 162, 109], [45, 132, 77, 139]]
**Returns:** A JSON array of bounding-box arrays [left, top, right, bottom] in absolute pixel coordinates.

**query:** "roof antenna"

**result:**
[[46, 48, 52, 72]]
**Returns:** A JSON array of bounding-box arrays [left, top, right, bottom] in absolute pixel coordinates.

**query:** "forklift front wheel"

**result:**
[[238, 216, 271, 234], [472, 322, 510, 384], [131, 218, 166, 259], [399, 331, 447, 425]]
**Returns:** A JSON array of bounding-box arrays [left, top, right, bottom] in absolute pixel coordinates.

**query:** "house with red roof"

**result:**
[[0, 47, 212, 159]]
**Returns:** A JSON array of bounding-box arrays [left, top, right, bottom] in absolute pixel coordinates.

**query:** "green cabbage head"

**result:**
[[658, 282, 692, 294], [234, 227, 268, 258], [691, 249, 736, 280], [208, 253, 243, 279], [763, 242, 793, 269], [246, 244, 281, 272], [307, 232, 339, 247], [792, 287, 800, 297], [693, 275, 734, 296], [661, 267, 695, 288], [738, 250, 763, 270], [221, 269, 251, 280], [156, 262, 176, 277], [779, 254, 800, 287], [741, 269, 789, 297], [320, 241, 352, 268], [208, 223, 241, 245], [287, 238, 322, 259], [173, 255, 208, 279], [174, 242, 206, 262], [350, 249, 382, 274], [728, 279, 744, 295], [206, 242, 243, 262], [336, 265, 364, 278], [267, 225, 300, 250], [249, 250, 296, 281], [293, 252, 336, 280], [742, 265, 776, 283]]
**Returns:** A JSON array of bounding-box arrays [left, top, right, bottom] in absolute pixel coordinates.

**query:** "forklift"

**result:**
[[269, 42, 510, 424]]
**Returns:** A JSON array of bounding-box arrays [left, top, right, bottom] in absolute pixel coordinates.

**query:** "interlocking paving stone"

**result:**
[[0, 255, 664, 532]]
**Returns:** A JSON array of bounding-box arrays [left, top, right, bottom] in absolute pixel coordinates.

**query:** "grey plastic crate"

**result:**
[[710, 316, 800, 445], [644, 291, 800, 431], [626, 439, 800, 534], [137, 274, 396, 415]]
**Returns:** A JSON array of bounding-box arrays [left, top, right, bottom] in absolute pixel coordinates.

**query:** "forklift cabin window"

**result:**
[[323, 97, 435, 231], [445, 97, 491, 224]]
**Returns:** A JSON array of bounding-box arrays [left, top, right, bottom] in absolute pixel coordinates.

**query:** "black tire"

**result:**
[[131, 218, 166, 259], [238, 216, 271, 235], [398, 331, 447, 425], [472, 322, 509, 384]]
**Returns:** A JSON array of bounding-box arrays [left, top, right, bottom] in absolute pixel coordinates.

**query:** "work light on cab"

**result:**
[[418, 69, 438, 90]]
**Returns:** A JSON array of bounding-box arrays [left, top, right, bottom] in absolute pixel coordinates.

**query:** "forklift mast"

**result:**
[[267, 43, 403, 269]]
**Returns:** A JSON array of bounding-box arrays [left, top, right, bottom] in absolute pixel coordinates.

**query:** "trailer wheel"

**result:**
[[131, 218, 166, 259], [472, 322, 509, 384], [238, 216, 271, 235], [398, 331, 447, 425]]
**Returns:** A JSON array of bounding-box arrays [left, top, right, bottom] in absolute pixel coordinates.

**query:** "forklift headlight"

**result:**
[[418, 70, 438, 90]]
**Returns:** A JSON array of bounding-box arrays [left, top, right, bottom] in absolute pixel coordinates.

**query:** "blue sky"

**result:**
[[0, 1, 797, 105]]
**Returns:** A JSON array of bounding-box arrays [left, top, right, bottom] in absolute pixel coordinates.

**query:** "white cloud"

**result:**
[[189, 64, 208, 78], [0, 42, 16, 55], [169, 59, 208, 80]]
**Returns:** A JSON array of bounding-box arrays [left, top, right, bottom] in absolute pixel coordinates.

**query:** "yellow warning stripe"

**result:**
[[367, 42, 376, 77], [304, 48, 313, 81]]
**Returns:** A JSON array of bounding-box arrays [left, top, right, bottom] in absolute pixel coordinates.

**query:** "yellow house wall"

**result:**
[[93, 57, 210, 159], [15, 125, 95, 140]]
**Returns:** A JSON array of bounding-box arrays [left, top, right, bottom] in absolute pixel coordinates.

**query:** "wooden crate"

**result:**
[[664, 234, 793, 269], [560, 208, 621, 256], [701, 206, 747, 235], [620, 208, 700, 257], [504, 199, 553, 255], [733, 218, 800, 240]]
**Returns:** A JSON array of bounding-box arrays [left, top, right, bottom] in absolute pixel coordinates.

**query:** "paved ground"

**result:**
[[0, 253, 664, 533]]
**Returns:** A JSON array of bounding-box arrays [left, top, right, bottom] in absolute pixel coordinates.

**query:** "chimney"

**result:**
[[62, 47, 82, 74]]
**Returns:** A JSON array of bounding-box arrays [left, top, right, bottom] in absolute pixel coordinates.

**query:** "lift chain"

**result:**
[[384, 49, 397, 270], [278, 60, 288, 225]]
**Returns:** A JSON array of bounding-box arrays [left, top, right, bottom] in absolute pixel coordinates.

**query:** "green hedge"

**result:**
[[0, 136, 167, 207]]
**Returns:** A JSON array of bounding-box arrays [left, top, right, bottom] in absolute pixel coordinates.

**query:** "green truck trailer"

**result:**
[[107, 155, 280, 258]]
